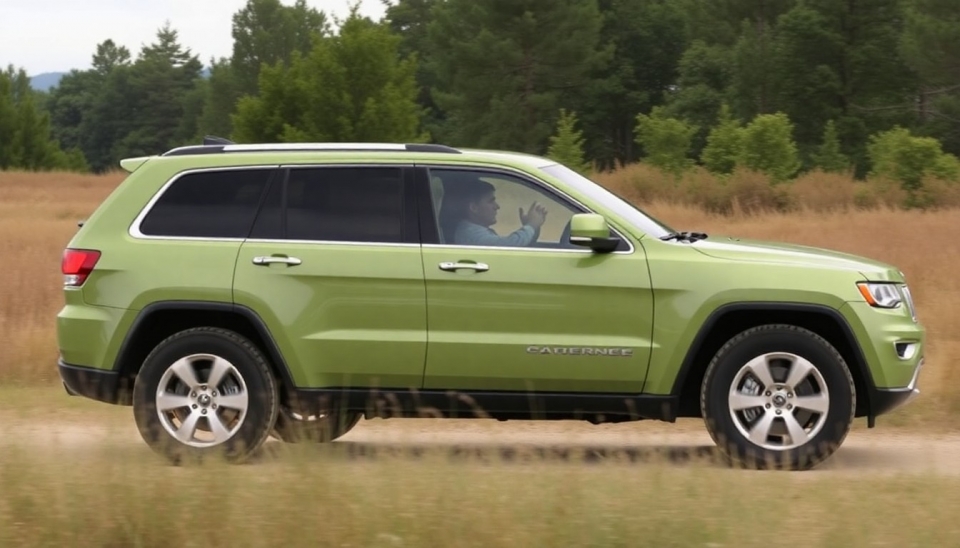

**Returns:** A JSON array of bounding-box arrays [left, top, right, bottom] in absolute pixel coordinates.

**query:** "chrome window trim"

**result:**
[[242, 238, 420, 248], [420, 243, 625, 255], [417, 162, 636, 255]]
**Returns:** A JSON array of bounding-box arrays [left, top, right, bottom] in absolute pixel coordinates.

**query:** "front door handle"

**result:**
[[253, 255, 302, 266], [439, 261, 489, 272]]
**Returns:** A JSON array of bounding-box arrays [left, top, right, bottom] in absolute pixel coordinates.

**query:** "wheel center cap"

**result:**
[[198, 394, 212, 407], [772, 393, 787, 407]]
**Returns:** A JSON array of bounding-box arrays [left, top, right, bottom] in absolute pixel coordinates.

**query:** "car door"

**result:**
[[232, 164, 427, 391], [417, 165, 655, 394]]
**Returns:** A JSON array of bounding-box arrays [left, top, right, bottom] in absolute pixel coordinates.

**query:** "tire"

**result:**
[[700, 324, 856, 470], [271, 405, 362, 443], [132, 327, 279, 464]]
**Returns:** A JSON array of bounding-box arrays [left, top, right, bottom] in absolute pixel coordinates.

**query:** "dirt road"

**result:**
[[4, 414, 959, 475]]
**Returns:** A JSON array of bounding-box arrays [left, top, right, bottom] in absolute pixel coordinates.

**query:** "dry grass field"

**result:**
[[2, 441, 960, 547], [2, 166, 957, 424]]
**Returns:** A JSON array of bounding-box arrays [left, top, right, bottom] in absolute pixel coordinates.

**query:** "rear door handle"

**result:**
[[253, 255, 302, 266], [439, 261, 489, 272]]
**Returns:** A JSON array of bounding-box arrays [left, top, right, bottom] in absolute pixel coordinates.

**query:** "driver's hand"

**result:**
[[520, 202, 547, 229]]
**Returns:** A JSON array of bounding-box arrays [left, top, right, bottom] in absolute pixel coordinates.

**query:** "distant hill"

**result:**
[[29, 68, 211, 92], [30, 72, 66, 91]]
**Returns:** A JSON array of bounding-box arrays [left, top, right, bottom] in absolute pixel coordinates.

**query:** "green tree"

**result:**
[[674, 0, 796, 47], [770, 0, 915, 174], [737, 112, 801, 182], [230, 0, 329, 97], [700, 103, 742, 175], [194, 58, 239, 139], [546, 109, 591, 175], [425, 0, 609, 153], [232, 10, 423, 143], [111, 24, 204, 159], [868, 126, 960, 190], [662, 40, 735, 157], [91, 39, 132, 76], [634, 106, 697, 176], [0, 66, 87, 171], [901, 0, 960, 156], [384, 0, 443, 139], [573, 0, 689, 169], [82, 63, 136, 171], [810, 120, 850, 173], [45, 39, 133, 170]]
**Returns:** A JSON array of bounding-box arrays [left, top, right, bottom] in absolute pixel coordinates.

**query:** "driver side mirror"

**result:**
[[569, 213, 620, 253]]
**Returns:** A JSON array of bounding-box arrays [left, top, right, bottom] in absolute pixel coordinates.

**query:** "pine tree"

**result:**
[[810, 120, 850, 173], [426, 0, 609, 153], [700, 103, 742, 175], [547, 109, 591, 175]]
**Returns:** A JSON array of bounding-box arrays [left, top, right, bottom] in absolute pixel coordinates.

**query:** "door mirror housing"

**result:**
[[568, 213, 620, 253]]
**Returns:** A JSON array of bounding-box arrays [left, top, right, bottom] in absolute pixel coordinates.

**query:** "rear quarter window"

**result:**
[[137, 168, 274, 238]]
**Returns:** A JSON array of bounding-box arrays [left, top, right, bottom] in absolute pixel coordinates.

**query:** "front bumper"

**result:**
[[58, 359, 124, 405], [869, 357, 923, 421]]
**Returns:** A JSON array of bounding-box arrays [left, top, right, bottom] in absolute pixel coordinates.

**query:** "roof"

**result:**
[[141, 136, 556, 170]]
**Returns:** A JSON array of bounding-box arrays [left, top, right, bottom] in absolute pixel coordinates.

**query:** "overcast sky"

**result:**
[[1, 0, 388, 75]]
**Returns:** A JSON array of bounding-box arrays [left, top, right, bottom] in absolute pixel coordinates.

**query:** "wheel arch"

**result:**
[[671, 303, 874, 421], [110, 301, 297, 406]]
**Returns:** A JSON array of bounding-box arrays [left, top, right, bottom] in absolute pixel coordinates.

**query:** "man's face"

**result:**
[[469, 191, 499, 226]]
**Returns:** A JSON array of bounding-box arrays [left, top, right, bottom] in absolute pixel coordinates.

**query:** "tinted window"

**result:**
[[139, 169, 273, 238], [249, 166, 404, 243]]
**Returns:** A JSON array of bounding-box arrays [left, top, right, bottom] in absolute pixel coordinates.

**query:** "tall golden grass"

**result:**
[[3, 440, 960, 547], [1, 166, 958, 424]]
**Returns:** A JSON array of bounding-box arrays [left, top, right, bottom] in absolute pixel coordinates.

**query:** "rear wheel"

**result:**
[[700, 324, 855, 470], [132, 327, 279, 464]]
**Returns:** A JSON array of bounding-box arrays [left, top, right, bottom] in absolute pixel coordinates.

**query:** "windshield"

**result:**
[[540, 163, 675, 238]]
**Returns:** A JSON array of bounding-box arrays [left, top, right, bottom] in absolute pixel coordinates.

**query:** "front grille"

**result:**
[[900, 284, 917, 322]]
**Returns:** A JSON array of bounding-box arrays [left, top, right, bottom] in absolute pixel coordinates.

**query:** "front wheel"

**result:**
[[700, 324, 855, 470], [132, 327, 279, 464]]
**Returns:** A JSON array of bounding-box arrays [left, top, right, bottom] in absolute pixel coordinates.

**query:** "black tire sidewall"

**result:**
[[702, 326, 855, 469], [132, 328, 278, 463]]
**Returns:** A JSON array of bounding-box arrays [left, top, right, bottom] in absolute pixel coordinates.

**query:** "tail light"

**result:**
[[62, 248, 101, 287]]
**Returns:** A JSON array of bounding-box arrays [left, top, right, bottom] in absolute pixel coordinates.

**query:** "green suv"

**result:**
[[56, 138, 924, 469]]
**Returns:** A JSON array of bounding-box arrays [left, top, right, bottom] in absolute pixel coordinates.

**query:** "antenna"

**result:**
[[202, 135, 235, 146]]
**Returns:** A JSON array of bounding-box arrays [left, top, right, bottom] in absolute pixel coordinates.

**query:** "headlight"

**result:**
[[857, 282, 902, 308]]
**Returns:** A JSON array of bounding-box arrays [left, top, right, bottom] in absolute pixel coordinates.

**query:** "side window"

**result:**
[[427, 168, 580, 248], [138, 169, 273, 238], [249, 166, 405, 243]]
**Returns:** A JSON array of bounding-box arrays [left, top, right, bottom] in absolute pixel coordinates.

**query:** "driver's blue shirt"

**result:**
[[454, 220, 536, 247]]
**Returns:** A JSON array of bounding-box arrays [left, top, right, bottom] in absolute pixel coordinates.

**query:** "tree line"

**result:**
[[1, 0, 958, 194]]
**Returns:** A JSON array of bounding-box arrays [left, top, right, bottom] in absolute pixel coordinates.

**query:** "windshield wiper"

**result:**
[[660, 231, 708, 242]]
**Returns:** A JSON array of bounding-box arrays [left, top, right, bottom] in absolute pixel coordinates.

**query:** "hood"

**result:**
[[689, 236, 902, 281]]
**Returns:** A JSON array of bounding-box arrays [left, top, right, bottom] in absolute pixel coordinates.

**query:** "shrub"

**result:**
[[867, 126, 960, 191], [700, 104, 743, 175], [736, 112, 801, 183], [634, 107, 698, 177]]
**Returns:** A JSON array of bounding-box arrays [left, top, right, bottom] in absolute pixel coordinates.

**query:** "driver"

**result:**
[[441, 179, 548, 247]]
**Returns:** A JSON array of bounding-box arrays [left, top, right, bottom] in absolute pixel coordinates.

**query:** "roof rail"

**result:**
[[161, 140, 461, 157]]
